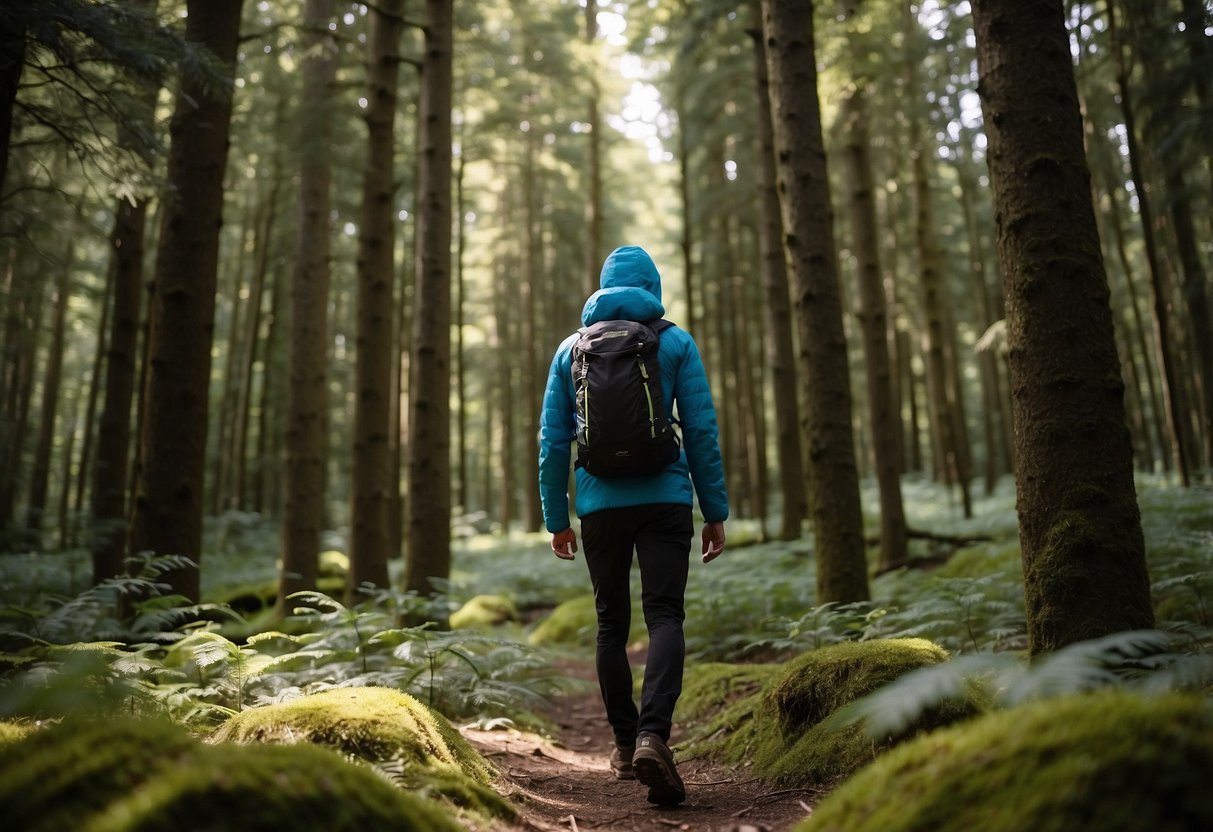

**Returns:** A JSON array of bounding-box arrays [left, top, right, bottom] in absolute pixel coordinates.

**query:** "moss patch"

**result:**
[[210, 686, 511, 821], [0, 715, 199, 832], [94, 740, 459, 832], [680, 639, 970, 788], [802, 690, 1213, 832], [527, 594, 647, 648], [0, 715, 454, 832], [934, 541, 1022, 580], [0, 720, 36, 745], [450, 594, 519, 629]]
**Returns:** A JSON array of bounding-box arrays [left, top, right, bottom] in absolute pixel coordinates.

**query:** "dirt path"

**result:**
[[461, 659, 817, 832]]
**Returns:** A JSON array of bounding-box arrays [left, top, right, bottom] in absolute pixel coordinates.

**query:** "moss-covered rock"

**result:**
[[319, 549, 349, 578], [934, 541, 1022, 580], [679, 639, 971, 787], [0, 715, 200, 832], [450, 594, 519, 629], [528, 595, 597, 647], [206, 579, 278, 616], [210, 686, 512, 821], [802, 690, 1213, 832], [89, 740, 459, 832], [0, 714, 465, 832], [527, 593, 647, 647], [676, 662, 781, 759]]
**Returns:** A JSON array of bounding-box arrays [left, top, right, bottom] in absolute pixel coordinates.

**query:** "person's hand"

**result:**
[[701, 521, 725, 563], [551, 527, 578, 561]]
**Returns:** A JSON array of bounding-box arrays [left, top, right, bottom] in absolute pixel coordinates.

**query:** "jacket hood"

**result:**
[[581, 245, 665, 325]]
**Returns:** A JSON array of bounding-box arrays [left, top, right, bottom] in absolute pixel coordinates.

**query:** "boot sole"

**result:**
[[632, 753, 686, 805]]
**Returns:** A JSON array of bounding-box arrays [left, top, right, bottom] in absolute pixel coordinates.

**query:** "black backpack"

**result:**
[[571, 318, 680, 478]]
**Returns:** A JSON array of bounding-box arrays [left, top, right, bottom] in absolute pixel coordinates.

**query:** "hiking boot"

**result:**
[[610, 744, 635, 780], [632, 731, 686, 805]]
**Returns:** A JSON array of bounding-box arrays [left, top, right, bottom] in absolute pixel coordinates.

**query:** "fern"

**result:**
[[831, 629, 1213, 740]]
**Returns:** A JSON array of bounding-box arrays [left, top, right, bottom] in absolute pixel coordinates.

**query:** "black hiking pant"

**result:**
[[581, 503, 693, 747]]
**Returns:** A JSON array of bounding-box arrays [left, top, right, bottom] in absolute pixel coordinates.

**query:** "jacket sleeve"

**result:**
[[671, 333, 729, 523], [538, 338, 578, 533]]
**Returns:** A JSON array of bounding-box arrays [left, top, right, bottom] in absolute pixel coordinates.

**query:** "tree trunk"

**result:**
[[25, 234, 74, 544], [955, 135, 1006, 493], [1106, 0, 1190, 486], [1, 248, 47, 537], [843, 88, 908, 572], [584, 0, 603, 299], [675, 94, 696, 335], [761, 0, 869, 604], [212, 210, 251, 515], [280, 0, 337, 606], [232, 150, 281, 511], [55, 392, 79, 551], [521, 120, 542, 532], [747, 0, 805, 540], [455, 148, 468, 514], [92, 196, 147, 583], [253, 259, 284, 516], [129, 0, 243, 601], [404, 0, 453, 598], [913, 136, 973, 516], [349, 0, 403, 601], [972, 0, 1154, 654], [69, 260, 111, 550], [0, 19, 25, 197]]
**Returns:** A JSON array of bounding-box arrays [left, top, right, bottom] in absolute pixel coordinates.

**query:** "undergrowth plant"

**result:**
[[0, 562, 568, 732]]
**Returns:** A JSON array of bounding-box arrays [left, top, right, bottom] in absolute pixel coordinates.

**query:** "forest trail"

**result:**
[[461, 657, 816, 832]]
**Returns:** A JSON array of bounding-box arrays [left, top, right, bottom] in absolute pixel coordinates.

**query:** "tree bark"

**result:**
[[129, 0, 243, 601], [972, 0, 1154, 654], [349, 0, 403, 601], [843, 88, 908, 572], [913, 136, 973, 516], [747, 0, 805, 540], [232, 149, 281, 511], [584, 0, 603, 299], [404, 0, 453, 598], [92, 196, 147, 583], [1106, 0, 1190, 485], [0, 249, 46, 537], [761, 0, 869, 604], [71, 259, 111, 549], [253, 259, 284, 516], [521, 112, 542, 532], [25, 233, 75, 544], [0, 17, 25, 198], [280, 0, 337, 606]]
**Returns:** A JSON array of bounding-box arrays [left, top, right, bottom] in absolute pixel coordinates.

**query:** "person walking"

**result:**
[[538, 245, 729, 806]]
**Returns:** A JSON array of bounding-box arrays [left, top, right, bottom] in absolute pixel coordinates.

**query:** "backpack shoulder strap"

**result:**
[[648, 319, 675, 336]]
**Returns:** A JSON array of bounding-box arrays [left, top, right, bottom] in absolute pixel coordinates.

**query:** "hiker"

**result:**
[[538, 244, 729, 806]]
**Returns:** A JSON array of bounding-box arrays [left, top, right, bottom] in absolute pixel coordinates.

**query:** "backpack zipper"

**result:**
[[638, 357, 657, 438]]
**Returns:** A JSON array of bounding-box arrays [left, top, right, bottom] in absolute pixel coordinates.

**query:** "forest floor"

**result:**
[[461, 653, 816, 832]]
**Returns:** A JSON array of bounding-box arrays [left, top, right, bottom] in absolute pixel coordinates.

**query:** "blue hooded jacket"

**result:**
[[538, 245, 729, 532]]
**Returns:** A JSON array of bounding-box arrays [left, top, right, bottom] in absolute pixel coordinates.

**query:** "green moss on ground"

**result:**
[[210, 686, 512, 821], [0, 715, 199, 832], [88, 740, 459, 832], [450, 594, 519, 629], [676, 662, 781, 760], [679, 639, 971, 788], [527, 593, 648, 648], [0, 713, 466, 832], [0, 719, 36, 745], [933, 541, 1022, 580], [801, 690, 1213, 832]]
